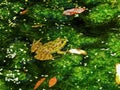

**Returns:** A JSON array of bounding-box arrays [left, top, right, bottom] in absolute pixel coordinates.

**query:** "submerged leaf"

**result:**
[[49, 76, 57, 87], [34, 77, 46, 90]]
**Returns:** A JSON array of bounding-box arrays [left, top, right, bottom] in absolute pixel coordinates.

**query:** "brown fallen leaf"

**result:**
[[63, 7, 86, 16], [49, 76, 57, 87], [32, 24, 45, 28], [20, 9, 28, 15], [34, 77, 46, 90]]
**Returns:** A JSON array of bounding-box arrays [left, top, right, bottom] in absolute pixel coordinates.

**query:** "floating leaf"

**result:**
[[63, 7, 86, 16], [34, 77, 46, 90], [49, 76, 57, 87]]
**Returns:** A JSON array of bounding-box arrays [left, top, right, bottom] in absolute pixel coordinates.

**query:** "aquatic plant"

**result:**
[[0, 0, 120, 90]]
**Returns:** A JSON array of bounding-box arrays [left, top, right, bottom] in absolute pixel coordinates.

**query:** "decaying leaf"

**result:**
[[20, 9, 28, 15], [49, 76, 57, 87], [68, 48, 87, 55], [63, 7, 86, 16], [34, 77, 46, 90], [32, 24, 45, 28], [116, 64, 120, 85]]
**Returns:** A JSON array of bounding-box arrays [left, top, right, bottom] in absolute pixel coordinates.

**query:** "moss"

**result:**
[[0, 0, 120, 90], [85, 3, 119, 25], [0, 80, 9, 90]]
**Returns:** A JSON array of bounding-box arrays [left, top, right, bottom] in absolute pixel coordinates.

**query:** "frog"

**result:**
[[31, 37, 68, 60]]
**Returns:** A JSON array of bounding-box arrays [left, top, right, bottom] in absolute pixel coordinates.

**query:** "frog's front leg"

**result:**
[[31, 38, 42, 53], [57, 50, 66, 54]]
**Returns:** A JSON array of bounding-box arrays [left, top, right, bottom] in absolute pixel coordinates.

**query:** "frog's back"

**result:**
[[43, 38, 67, 53]]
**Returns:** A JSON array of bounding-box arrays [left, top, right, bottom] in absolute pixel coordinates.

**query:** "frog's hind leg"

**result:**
[[57, 50, 66, 54]]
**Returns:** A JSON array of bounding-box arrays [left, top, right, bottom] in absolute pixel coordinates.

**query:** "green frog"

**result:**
[[31, 38, 68, 60]]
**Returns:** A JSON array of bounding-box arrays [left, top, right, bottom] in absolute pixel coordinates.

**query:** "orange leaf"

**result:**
[[34, 77, 46, 90], [49, 76, 57, 87], [20, 9, 28, 15]]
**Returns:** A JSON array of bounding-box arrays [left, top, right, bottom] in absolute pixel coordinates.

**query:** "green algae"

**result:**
[[0, 0, 120, 90]]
